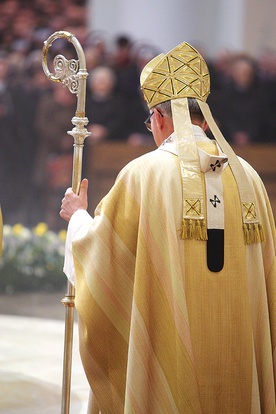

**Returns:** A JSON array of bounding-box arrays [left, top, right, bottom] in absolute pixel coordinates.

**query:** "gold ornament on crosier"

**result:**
[[140, 42, 210, 109]]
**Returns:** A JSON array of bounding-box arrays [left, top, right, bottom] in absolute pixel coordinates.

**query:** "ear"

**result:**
[[155, 108, 164, 129], [202, 120, 208, 131]]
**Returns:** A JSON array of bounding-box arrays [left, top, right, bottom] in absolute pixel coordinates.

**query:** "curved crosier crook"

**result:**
[[42, 30, 91, 193]]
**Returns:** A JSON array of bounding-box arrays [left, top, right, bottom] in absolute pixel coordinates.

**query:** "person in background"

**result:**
[[33, 82, 76, 229], [214, 54, 268, 144], [0, 207, 2, 256], [108, 34, 137, 99], [0, 53, 33, 225], [85, 65, 127, 143], [126, 44, 161, 146], [256, 48, 276, 143]]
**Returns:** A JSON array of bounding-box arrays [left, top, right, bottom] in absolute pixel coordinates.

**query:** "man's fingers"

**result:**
[[79, 178, 89, 198], [60, 179, 89, 222]]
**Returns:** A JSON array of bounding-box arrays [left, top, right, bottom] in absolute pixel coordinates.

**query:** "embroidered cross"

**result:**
[[243, 202, 257, 220], [210, 195, 220, 207], [210, 160, 221, 171], [185, 199, 201, 217]]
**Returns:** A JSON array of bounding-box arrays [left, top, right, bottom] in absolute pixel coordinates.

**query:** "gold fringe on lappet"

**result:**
[[181, 220, 265, 244], [243, 223, 265, 245], [181, 219, 208, 241]]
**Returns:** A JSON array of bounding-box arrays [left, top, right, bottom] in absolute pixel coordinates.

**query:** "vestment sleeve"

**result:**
[[63, 209, 93, 285]]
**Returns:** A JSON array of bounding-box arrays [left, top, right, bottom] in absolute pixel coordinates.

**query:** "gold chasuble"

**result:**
[[71, 140, 276, 413]]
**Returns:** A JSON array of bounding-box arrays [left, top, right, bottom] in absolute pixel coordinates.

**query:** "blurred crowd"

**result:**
[[0, 0, 276, 229]]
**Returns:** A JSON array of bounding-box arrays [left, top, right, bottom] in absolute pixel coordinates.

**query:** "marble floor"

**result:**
[[0, 293, 90, 414]]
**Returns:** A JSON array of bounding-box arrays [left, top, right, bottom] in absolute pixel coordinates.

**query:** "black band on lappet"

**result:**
[[207, 229, 224, 272]]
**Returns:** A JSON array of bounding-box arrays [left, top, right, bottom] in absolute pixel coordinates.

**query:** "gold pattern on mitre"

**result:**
[[140, 42, 210, 109]]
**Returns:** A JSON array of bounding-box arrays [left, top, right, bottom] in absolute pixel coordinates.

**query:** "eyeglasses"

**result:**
[[144, 108, 163, 132]]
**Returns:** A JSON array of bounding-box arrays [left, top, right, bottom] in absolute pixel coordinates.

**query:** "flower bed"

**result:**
[[0, 223, 67, 294]]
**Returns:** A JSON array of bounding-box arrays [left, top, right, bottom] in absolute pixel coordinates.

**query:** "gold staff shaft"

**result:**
[[42, 31, 90, 414]]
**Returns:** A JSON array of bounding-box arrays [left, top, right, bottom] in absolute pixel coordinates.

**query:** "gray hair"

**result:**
[[156, 98, 204, 123]]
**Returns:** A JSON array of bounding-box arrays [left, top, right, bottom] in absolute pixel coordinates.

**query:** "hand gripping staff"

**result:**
[[42, 31, 91, 414]]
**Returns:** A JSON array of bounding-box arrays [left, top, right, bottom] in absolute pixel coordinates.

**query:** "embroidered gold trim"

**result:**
[[243, 202, 257, 221], [185, 198, 202, 217]]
